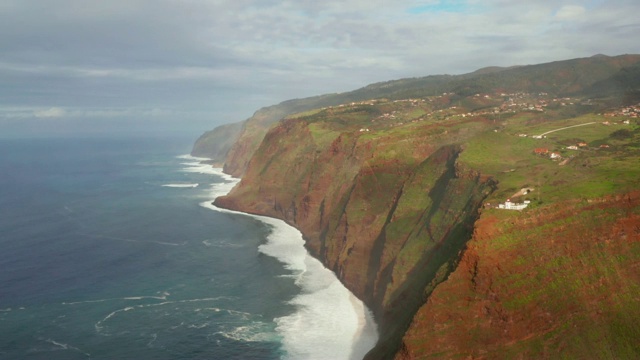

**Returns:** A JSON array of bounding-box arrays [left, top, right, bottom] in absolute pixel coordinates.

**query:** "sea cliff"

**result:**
[[215, 116, 497, 357], [198, 54, 640, 358]]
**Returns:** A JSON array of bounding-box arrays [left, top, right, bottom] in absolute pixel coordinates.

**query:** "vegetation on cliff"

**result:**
[[397, 193, 640, 359], [193, 54, 640, 175], [201, 54, 640, 359]]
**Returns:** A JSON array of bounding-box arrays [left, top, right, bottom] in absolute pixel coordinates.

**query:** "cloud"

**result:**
[[0, 0, 639, 135], [407, 0, 472, 14], [554, 5, 587, 21], [34, 107, 66, 118]]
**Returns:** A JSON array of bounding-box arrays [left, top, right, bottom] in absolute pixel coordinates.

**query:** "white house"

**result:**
[[498, 199, 531, 210]]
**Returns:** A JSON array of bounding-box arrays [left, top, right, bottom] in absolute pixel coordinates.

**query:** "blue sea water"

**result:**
[[0, 136, 377, 360]]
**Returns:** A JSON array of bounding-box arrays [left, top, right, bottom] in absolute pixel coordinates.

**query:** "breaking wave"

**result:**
[[197, 164, 378, 360]]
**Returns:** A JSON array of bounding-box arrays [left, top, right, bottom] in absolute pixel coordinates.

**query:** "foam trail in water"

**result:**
[[162, 183, 199, 188], [176, 154, 211, 161], [177, 154, 224, 176], [198, 164, 378, 359], [62, 293, 170, 305], [44, 339, 91, 357], [77, 232, 186, 246], [213, 321, 279, 343], [94, 297, 228, 334]]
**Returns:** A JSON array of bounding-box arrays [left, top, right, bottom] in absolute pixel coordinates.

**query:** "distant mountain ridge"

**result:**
[[192, 54, 640, 175]]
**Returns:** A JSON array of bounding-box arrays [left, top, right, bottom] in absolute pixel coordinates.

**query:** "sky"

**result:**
[[1, 0, 639, 138]]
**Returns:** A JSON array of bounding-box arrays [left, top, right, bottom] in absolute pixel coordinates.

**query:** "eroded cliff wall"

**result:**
[[215, 117, 496, 357]]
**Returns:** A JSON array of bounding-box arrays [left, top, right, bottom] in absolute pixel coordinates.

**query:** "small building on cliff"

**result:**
[[498, 199, 531, 210]]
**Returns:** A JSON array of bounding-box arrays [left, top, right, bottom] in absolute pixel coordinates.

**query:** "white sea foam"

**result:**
[[162, 183, 199, 188], [182, 164, 221, 175], [44, 339, 91, 357], [178, 156, 225, 177], [199, 165, 378, 359], [214, 321, 280, 343], [62, 293, 169, 305], [202, 239, 245, 249], [147, 333, 158, 347], [94, 297, 228, 334], [78, 232, 186, 246], [258, 218, 378, 360], [176, 154, 211, 161]]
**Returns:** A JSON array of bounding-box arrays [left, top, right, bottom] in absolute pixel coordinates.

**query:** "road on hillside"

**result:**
[[534, 122, 597, 137]]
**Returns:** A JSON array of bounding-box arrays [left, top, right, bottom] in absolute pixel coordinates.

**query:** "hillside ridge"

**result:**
[[197, 54, 640, 358]]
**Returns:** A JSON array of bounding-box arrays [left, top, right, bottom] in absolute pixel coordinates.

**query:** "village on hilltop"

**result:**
[[317, 92, 638, 214]]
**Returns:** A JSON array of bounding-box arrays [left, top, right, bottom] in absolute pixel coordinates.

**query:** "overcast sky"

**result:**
[[1, 0, 639, 137]]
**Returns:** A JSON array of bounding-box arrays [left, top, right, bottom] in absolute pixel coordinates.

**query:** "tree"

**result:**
[[610, 128, 633, 139]]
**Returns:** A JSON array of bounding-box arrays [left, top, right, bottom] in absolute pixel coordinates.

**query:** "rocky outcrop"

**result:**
[[215, 117, 496, 358]]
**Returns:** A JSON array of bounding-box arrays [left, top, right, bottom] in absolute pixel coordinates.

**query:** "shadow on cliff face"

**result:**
[[358, 146, 496, 359]]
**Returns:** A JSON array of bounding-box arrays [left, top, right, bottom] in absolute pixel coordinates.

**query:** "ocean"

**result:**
[[0, 135, 377, 360]]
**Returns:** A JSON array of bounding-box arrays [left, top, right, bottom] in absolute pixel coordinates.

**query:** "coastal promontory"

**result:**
[[196, 54, 640, 358]]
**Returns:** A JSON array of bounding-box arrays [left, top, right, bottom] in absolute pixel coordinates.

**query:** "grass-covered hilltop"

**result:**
[[194, 54, 640, 359]]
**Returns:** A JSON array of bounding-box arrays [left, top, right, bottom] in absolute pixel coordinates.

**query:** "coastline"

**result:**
[[183, 158, 378, 359]]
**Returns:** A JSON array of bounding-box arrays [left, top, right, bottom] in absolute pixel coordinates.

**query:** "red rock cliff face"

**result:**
[[216, 118, 496, 358], [396, 192, 640, 359]]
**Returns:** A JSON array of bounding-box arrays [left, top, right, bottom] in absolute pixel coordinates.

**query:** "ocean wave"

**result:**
[[202, 239, 245, 249], [41, 338, 91, 357], [176, 154, 211, 161], [178, 158, 226, 176], [162, 183, 199, 188], [62, 292, 170, 306], [78, 232, 186, 246], [263, 221, 378, 360], [212, 321, 280, 343], [180, 161, 202, 166], [94, 297, 229, 334], [197, 164, 379, 359]]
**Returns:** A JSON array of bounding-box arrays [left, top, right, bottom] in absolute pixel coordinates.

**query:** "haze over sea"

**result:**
[[0, 135, 377, 359]]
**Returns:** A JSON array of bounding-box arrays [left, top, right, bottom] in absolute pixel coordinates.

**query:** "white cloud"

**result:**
[[34, 107, 66, 118], [0, 0, 639, 134], [554, 5, 587, 21]]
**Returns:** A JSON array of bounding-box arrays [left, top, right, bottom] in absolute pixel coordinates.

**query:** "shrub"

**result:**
[[610, 129, 633, 139]]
